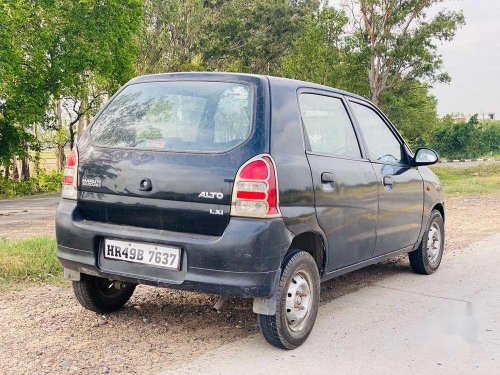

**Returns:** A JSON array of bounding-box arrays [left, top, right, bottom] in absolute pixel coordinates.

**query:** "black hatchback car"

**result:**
[[56, 72, 445, 349]]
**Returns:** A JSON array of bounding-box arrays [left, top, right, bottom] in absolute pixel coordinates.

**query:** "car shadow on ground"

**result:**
[[116, 255, 412, 337]]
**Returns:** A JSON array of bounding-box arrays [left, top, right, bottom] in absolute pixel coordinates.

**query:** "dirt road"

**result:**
[[0, 194, 499, 374], [0, 193, 59, 240]]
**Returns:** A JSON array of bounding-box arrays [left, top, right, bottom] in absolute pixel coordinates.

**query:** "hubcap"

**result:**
[[285, 271, 312, 332], [426, 222, 442, 265]]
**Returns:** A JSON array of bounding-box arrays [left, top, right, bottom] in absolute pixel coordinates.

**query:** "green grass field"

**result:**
[[0, 237, 64, 290], [432, 163, 500, 196]]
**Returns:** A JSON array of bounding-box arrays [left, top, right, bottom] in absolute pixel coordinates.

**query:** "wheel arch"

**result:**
[[286, 231, 327, 277], [432, 202, 445, 222]]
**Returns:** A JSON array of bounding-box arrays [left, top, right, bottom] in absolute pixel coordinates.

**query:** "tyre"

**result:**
[[409, 209, 444, 275], [72, 274, 136, 313], [258, 250, 320, 349]]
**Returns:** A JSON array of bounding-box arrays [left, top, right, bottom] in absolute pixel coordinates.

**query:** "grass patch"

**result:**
[[432, 163, 500, 196], [0, 237, 64, 291]]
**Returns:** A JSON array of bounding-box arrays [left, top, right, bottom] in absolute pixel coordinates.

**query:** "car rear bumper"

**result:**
[[56, 199, 292, 298]]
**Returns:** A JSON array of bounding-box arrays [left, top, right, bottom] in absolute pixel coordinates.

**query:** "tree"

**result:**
[[343, 0, 464, 105], [0, 0, 142, 178], [137, 0, 206, 74], [380, 80, 438, 146], [0, 1, 58, 179], [280, 7, 369, 95], [202, 0, 320, 74], [55, 0, 143, 148]]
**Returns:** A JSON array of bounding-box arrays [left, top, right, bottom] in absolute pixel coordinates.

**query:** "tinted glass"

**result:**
[[350, 102, 403, 164], [299, 94, 361, 158], [91, 81, 253, 152]]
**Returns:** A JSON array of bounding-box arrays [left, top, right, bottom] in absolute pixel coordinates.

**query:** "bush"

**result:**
[[427, 118, 500, 159], [0, 170, 62, 199]]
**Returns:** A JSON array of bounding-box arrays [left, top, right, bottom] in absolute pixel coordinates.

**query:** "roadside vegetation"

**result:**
[[0, 237, 63, 290], [432, 163, 500, 196], [427, 116, 500, 160], [0, 170, 61, 199], [1, 0, 465, 194]]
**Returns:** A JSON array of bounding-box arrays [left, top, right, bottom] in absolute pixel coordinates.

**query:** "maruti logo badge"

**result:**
[[82, 177, 102, 187], [198, 192, 223, 200]]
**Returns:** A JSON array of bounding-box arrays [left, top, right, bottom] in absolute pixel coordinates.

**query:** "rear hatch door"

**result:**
[[76, 75, 269, 236]]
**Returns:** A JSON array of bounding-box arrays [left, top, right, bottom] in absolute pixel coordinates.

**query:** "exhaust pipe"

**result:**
[[212, 296, 229, 313]]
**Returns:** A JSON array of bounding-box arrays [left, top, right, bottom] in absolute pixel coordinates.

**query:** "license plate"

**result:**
[[103, 239, 181, 270]]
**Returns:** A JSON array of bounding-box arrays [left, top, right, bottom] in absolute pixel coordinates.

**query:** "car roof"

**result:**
[[129, 72, 369, 103]]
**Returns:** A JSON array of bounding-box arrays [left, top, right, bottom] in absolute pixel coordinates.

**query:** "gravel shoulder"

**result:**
[[0, 194, 499, 374]]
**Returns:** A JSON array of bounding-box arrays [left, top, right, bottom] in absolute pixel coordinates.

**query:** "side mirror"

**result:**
[[412, 147, 439, 166]]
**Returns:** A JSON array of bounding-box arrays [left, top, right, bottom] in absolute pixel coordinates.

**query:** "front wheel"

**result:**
[[72, 274, 136, 313], [258, 250, 320, 349], [409, 209, 445, 275]]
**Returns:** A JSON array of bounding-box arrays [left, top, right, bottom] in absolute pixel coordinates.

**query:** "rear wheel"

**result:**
[[409, 209, 444, 275], [72, 274, 136, 313], [258, 250, 320, 349]]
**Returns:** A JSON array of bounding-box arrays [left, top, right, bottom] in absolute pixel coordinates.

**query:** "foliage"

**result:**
[[0, 0, 142, 171], [432, 163, 500, 196], [380, 80, 438, 147], [343, 0, 465, 105], [279, 7, 369, 95], [1, 0, 473, 182], [0, 171, 62, 199], [137, 0, 206, 73], [0, 237, 61, 290], [427, 116, 500, 159], [0, 1, 55, 168], [201, 0, 319, 74]]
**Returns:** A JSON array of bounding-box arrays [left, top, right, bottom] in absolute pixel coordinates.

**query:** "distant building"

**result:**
[[452, 115, 468, 123], [449, 112, 495, 123]]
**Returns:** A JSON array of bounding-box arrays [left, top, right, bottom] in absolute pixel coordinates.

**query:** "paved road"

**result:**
[[161, 234, 500, 375], [0, 193, 60, 225]]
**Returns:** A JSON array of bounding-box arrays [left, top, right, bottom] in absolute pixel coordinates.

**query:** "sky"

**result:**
[[430, 0, 500, 117]]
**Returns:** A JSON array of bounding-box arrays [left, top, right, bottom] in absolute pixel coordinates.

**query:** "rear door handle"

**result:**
[[383, 176, 393, 186], [321, 172, 335, 184]]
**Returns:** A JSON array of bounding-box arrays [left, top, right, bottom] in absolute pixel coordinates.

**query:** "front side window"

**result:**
[[91, 81, 253, 152], [350, 102, 403, 164], [299, 94, 361, 158]]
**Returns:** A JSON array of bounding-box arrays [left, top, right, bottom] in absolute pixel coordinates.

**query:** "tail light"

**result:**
[[61, 148, 78, 200], [231, 154, 281, 218]]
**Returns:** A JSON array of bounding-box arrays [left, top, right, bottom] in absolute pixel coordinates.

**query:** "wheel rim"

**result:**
[[426, 221, 442, 265], [285, 270, 313, 332]]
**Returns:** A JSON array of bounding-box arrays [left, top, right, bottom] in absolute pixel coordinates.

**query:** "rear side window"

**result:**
[[299, 94, 361, 158], [90, 81, 254, 152], [349, 102, 403, 164]]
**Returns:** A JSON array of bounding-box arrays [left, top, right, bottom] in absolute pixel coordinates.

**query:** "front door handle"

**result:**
[[321, 172, 335, 184], [383, 176, 393, 186]]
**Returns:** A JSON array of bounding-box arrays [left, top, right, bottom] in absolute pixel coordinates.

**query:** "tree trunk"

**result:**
[[55, 100, 66, 171], [56, 145, 66, 171], [13, 156, 19, 181], [69, 123, 76, 149], [21, 157, 30, 180], [77, 113, 87, 143], [33, 124, 40, 177]]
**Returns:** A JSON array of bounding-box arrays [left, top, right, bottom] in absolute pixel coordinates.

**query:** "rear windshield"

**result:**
[[90, 81, 254, 152]]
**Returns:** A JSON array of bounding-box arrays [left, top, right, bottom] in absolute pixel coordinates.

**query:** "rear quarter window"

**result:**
[[90, 81, 254, 152]]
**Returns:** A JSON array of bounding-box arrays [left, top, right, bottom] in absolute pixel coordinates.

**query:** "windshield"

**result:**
[[90, 81, 254, 152]]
